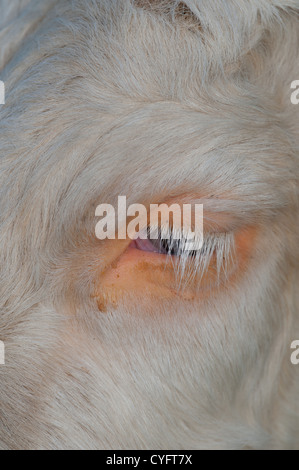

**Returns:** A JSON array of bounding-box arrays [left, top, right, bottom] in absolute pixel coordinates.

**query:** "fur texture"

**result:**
[[0, 0, 299, 449]]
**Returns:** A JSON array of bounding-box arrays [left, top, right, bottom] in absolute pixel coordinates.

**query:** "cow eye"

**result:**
[[132, 226, 207, 258]]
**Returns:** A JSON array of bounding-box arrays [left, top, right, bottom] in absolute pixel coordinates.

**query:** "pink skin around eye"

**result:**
[[129, 237, 161, 253]]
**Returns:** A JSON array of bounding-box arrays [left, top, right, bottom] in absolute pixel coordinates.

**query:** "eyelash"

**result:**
[[141, 224, 236, 290]]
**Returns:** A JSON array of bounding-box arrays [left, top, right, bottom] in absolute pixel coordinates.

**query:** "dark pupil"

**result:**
[[147, 227, 197, 257], [160, 238, 182, 256]]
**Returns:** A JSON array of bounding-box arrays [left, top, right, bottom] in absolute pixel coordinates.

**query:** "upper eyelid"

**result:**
[[143, 223, 233, 239], [144, 224, 235, 257]]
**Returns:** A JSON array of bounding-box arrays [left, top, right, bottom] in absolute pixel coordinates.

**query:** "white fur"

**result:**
[[0, 0, 299, 449]]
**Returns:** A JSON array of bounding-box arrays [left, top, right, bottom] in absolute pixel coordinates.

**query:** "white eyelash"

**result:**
[[146, 224, 236, 291]]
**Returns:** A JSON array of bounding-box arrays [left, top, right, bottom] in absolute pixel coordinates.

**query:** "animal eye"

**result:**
[[133, 226, 206, 258], [131, 223, 237, 287], [95, 216, 257, 311]]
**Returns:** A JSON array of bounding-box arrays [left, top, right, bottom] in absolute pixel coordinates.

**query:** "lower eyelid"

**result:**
[[130, 238, 161, 253], [92, 225, 258, 312]]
